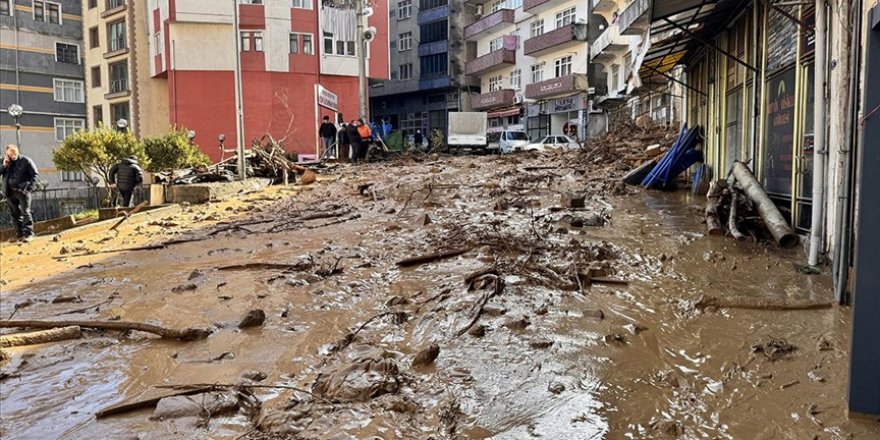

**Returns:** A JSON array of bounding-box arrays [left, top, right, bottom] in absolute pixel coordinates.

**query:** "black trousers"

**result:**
[[7, 191, 34, 237], [119, 188, 134, 207]]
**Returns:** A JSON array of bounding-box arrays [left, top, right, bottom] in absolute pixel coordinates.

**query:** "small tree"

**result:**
[[143, 130, 211, 172], [53, 125, 149, 192]]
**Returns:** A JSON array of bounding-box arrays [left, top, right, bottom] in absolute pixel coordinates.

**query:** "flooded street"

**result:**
[[1, 153, 877, 439]]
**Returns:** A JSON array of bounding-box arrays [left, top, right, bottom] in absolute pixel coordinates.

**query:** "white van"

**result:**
[[487, 128, 530, 154]]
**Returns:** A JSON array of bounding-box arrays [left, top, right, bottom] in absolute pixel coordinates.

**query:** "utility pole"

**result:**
[[356, 0, 368, 120], [232, 0, 247, 180]]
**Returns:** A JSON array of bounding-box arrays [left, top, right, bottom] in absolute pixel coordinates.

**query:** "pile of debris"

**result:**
[[158, 135, 316, 185], [705, 162, 798, 247], [577, 119, 677, 186]]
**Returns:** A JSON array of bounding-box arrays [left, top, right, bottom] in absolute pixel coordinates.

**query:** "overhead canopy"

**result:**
[[636, 0, 751, 81]]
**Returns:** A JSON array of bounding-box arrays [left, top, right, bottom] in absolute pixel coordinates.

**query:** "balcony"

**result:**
[[591, 0, 617, 17], [590, 24, 629, 61], [525, 73, 588, 100], [619, 0, 651, 35], [419, 40, 448, 56], [523, 0, 553, 14], [417, 5, 449, 25], [464, 9, 515, 41], [524, 23, 588, 57], [101, 0, 126, 18], [472, 89, 516, 110], [465, 48, 515, 76]]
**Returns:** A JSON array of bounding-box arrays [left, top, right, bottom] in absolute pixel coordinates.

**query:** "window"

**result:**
[[289, 33, 299, 53], [491, 0, 505, 12], [240, 32, 263, 52], [555, 7, 576, 28], [323, 32, 354, 56], [93, 105, 103, 127], [111, 102, 129, 125], [89, 0, 97, 9], [55, 43, 79, 64], [399, 63, 412, 80], [420, 53, 447, 78], [610, 64, 620, 92], [510, 69, 521, 89], [397, 0, 411, 19], [34, 1, 61, 24], [554, 55, 571, 77], [323, 32, 333, 54], [107, 20, 126, 52], [91, 66, 101, 87], [0, 0, 9, 15], [54, 118, 84, 142], [89, 27, 99, 48], [398, 32, 412, 51], [291, 0, 312, 10], [239, 0, 263, 3], [530, 19, 544, 37], [489, 37, 502, 52], [61, 171, 84, 183], [106, 0, 125, 9], [421, 20, 448, 44], [530, 63, 543, 83], [488, 75, 503, 92], [109, 60, 128, 93], [420, 0, 447, 9], [302, 34, 313, 54], [54, 79, 84, 103], [508, 0, 521, 8]]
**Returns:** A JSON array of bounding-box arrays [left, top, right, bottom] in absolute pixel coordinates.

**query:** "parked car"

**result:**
[[488, 129, 531, 154], [524, 135, 580, 152]]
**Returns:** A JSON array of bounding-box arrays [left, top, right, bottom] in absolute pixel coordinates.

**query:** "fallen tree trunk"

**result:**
[[727, 187, 747, 241], [696, 296, 834, 311], [0, 320, 212, 341], [396, 247, 473, 267], [704, 180, 725, 236], [731, 162, 798, 247], [0, 325, 82, 348]]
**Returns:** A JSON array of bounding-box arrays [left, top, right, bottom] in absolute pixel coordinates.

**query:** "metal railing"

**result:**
[[110, 78, 128, 94], [106, 0, 125, 10], [619, 0, 650, 33], [109, 36, 127, 52], [0, 185, 152, 228]]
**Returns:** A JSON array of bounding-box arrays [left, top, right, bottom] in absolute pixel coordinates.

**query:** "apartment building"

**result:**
[[465, 0, 589, 140], [81, 0, 389, 160], [0, 0, 88, 189], [370, 0, 477, 138]]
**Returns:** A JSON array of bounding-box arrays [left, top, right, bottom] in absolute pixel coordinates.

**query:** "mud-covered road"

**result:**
[[1, 153, 878, 439]]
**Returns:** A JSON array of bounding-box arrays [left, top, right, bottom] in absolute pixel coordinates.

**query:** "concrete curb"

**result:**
[[53, 204, 183, 243]]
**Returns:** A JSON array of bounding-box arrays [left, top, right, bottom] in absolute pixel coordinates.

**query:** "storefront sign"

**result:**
[[317, 85, 338, 111], [548, 95, 586, 114], [763, 67, 797, 196], [802, 10, 816, 57]]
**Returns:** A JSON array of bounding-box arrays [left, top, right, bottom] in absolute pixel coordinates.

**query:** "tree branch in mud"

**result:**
[[156, 383, 334, 405], [0, 319, 212, 341], [0, 325, 82, 348], [216, 262, 313, 272], [335, 311, 405, 353], [696, 296, 834, 311], [95, 387, 215, 418], [455, 275, 505, 337], [396, 247, 473, 268]]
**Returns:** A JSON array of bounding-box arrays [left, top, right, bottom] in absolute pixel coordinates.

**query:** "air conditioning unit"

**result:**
[[513, 93, 524, 104]]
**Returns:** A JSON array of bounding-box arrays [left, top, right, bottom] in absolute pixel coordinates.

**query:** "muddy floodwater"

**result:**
[[1, 154, 878, 440]]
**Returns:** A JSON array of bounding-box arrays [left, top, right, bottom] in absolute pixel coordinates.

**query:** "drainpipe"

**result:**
[[808, 0, 826, 267]]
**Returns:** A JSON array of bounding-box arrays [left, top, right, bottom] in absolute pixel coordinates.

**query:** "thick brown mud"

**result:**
[[1, 153, 877, 439]]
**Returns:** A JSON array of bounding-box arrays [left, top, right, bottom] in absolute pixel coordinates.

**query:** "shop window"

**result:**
[[725, 88, 743, 173]]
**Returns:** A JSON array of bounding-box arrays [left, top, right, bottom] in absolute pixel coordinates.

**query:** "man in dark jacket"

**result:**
[[319, 116, 337, 158], [338, 123, 350, 162], [109, 156, 144, 207], [413, 130, 424, 149], [347, 121, 362, 163], [1, 144, 39, 241]]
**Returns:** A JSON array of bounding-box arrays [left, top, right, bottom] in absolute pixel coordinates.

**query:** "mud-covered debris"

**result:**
[[468, 324, 487, 338], [529, 338, 554, 350], [584, 309, 604, 320], [378, 394, 420, 413], [187, 270, 205, 280], [548, 383, 565, 394], [560, 193, 586, 209], [51, 295, 80, 304], [604, 333, 627, 346], [417, 213, 432, 226], [807, 370, 825, 383], [411, 343, 440, 367], [623, 323, 648, 335], [503, 317, 530, 330], [240, 370, 268, 382], [150, 391, 239, 421], [817, 336, 833, 351], [534, 304, 549, 315], [172, 284, 198, 293], [651, 419, 684, 436], [312, 349, 401, 402], [482, 306, 507, 316], [752, 337, 797, 361], [239, 309, 267, 328], [385, 296, 410, 307]]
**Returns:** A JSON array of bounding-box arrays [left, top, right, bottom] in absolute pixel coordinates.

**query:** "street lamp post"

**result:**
[[116, 118, 129, 131], [7, 104, 23, 149]]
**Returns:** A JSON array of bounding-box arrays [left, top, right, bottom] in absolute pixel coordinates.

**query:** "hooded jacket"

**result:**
[[1, 154, 39, 197], [109, 158, 144, 190]]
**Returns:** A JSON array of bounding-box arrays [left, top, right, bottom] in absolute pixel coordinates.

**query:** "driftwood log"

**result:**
[[725, 173, 748, 242], [704, 180, 726, 236], [396, 247, 473, 267], [731, 162, 797, 247], [0, 325, 82, 348], [0, 320, 212, 341]]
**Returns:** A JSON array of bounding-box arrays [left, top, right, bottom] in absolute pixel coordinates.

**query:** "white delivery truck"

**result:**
[[447, 112, 488, 151]]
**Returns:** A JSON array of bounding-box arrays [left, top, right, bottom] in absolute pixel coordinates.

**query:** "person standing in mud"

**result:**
[[347, 120, 362, 163], [1, 144, 39, 242], [338, 122, 350, 162], [109, 155, 144, 207], [319, 115, 338, 158], [413, 129, 424, 150], [356, 118, 372, 161]]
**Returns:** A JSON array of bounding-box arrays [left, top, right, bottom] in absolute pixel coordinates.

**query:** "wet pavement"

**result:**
[[1, 153, 877, 439]]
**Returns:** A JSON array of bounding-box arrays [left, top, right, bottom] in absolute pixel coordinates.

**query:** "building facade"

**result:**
[[0, 0, 88, 189], [369, 0, 477, 140], [81, 0, 389, 161]]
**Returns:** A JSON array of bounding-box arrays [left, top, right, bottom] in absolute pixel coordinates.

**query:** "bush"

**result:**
[[143, 130, 211, 172], [53, 125, 148, 188]]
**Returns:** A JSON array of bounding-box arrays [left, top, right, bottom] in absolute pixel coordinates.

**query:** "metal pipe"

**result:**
[[834, 0, 862, 304], [232, 0, 247, 181], [356, 0, 367, 119], [808, 0, 826, 266]]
